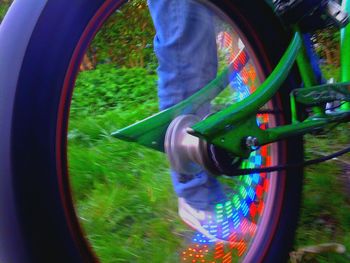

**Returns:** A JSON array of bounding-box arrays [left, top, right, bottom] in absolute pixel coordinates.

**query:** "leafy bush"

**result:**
[[71, 64, 158, 117], [91, 0, 157, 69]]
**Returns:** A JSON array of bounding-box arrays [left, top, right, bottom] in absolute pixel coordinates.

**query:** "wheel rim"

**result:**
[[59, 1, 287, 262]]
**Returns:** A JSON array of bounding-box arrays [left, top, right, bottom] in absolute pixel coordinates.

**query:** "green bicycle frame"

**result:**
[[112, 13, 350, 158], [342, 0, 350, 110]]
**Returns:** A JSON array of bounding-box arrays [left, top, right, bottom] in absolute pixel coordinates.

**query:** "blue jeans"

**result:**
[[148, 0, 225, 210]]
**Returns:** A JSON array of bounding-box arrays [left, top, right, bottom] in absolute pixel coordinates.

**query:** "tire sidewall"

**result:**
[[1, 1, 114, 262]]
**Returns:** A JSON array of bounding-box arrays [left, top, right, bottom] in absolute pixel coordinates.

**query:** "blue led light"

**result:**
[[247, 187, 256, 201], [241, 201, 249, 217], [253, 155, 262, 165], [233, 212, 240, 229], [252, 173, 260, 184]]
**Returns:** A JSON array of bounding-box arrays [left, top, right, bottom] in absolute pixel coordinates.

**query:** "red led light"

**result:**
[[241, 68, 249, 84], [223, 252, 232, 263], [215, 242, 225, 259], [241, 219, 249, 233], [258, 201, 265, 215], [266, 155, 272, 167], [240, 51, 247, 64], [248, 66, 257, 81], [261, 145, 268, 157], [250, 84, 256, 92], [256, 185, 263, 199], [250, 221, 257, 235], [237, 240, 247, 256], [249, 203, 257, 218], [233, 61, 239, 71]]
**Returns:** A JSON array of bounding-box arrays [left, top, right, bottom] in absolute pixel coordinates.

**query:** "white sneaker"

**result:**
[[178, 197, 256, 243], [178, 198, 219, 241]]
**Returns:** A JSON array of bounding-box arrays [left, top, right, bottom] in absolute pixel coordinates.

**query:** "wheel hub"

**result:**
[[164, 115, 242, 176]]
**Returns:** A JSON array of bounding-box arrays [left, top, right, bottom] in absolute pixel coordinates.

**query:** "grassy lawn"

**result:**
[[293, 124, 350, 262], [69, 114, 186, 262], [68, 67, 189, 262]]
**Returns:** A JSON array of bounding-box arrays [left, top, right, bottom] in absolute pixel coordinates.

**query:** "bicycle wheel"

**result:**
[[0, 0, 303, 262]]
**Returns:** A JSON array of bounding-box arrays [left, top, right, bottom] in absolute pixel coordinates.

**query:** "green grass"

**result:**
[[68, 65, 181, 262], [293, 124, 350, 262], [69, 105, 188, 262]]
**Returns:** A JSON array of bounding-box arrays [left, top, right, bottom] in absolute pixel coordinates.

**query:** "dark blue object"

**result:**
[[303, 33, 326, 85]]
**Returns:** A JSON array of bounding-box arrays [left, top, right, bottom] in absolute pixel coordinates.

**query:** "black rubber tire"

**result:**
[[0, 0, 303, 262]]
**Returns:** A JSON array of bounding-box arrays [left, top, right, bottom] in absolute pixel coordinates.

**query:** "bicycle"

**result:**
[[0, 0, 349, 262]]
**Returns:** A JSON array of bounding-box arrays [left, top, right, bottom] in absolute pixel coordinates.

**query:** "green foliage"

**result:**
[[91, 0, 157, 70], [0, 0, 13, 23], [321, 64, 341, 81], [68, 69, 186, 261], [71, 64, 158, 117], [69, 120, 184, 262], [294, 125, 350, 262], [313, 28, 341, 66], [68, 60, 190, 261]]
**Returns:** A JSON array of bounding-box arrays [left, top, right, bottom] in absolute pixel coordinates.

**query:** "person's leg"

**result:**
[[147, 0, 225, 211]]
